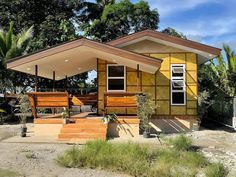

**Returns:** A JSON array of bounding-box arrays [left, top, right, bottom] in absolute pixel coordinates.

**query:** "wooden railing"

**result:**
[[28, 92, 70, 119], [103, 92, 138, 115]]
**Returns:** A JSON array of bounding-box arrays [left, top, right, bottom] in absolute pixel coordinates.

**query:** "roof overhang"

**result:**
[[107, 30, 222, 64], [7, 38, 162, 80]]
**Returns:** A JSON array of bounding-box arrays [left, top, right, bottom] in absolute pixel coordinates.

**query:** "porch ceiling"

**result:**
[[7, 38, 162, 80]]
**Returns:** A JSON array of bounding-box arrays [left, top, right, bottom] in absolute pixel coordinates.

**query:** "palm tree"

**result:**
[[0, 22, 33, 93], [77, 0, 115, 27], [208, 44, 236, 96], [0, 22, 33, 62]]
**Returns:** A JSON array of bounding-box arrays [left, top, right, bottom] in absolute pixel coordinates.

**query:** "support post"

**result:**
[[35, 65, 38, 92], [53, 71, 55, 92], [65, 75, 68, 91], [136, 64, 140, 92]]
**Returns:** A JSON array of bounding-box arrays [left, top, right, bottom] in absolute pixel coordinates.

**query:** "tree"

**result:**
[[0, 22, 34, 93], [198, 44, 236, 113], [161, 27, 187, 39], [78, 0, 159, 42], [0, 0, 80, 51]]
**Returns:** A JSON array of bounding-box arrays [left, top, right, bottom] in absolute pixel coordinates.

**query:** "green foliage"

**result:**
[[205, 163, 228, 177], [57, 139, 224, 177], [136, 93, 156, 132], [199, 44, 236, 97], [15, 94, 31, 125], [79, 0, 159, 42], [0, 0, 78, 51], [25, 152, 37, 159], [161, 27, 187, 39], [163, 134, 193, 151], [101, 113, 117, 123]]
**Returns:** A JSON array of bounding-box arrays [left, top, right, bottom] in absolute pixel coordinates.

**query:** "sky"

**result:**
[[139, 0, 236, 50], [87, 0, 236, 82]]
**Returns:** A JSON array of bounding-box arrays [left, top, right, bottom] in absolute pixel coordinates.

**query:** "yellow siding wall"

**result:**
[[97, 53, 198, 117]]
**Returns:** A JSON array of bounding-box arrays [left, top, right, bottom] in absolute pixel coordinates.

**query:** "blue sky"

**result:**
[[87, 0, 236, 50], [87, 0, 236, 82], [140, 0, 236, 50]]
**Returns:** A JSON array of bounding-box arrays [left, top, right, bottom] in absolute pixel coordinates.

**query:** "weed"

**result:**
[[205, 163, 228, 177]]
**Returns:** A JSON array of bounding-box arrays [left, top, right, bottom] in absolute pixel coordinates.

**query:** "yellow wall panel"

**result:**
[[107, 108, 126, 115], [98, 59, 105, 64], [150, 54, 170, 71], [187, 109, 197, 115], [156, 71, 170, 85], [156, 101, 169, 115], [127, 86, 140, 93], [127, 72, 139, 85], [187, 71, 197, 83], [127, 108, 137, 114], [187, 85, 197, 100], [98, 72, 106, 86], [98, 64, 106, 71], [142, 86, 155, 98], [186, 53, 197, 70], [142, 72, 155, 85], [98, 86, 106, 100], [171, 106, 186, 115], [156, 86, 169, 100], [127, 67, 137, 72], [187, 100, 197, 109], [98, 101, 104, 115], [170, 54, 186, 64]]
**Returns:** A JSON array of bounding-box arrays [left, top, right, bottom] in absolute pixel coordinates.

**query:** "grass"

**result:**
[[56, 135, 228, 177], [0, 168, 18, 177], [163, 134, 193, 151], [25, 152, 37, 159], [205, 163, 228, 177]]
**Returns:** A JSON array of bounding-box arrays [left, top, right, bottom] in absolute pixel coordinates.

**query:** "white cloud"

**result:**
[[149, 0, 221, 16]]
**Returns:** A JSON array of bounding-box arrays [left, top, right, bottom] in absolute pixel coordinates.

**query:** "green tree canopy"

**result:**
[[78, 0, 159, 42], [161, 27, 187, 39], [0, 0, 79, 51], [199, 44, 236, 97]]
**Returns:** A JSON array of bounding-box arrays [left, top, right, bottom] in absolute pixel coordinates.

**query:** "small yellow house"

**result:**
[[7, 30, 221, 141]]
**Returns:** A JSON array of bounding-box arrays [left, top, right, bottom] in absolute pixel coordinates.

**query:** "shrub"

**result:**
[[57, 139, 227, 177], [57, 140, 155, 177], [166, 134, 193, 151], [205, 163, 228, 177]]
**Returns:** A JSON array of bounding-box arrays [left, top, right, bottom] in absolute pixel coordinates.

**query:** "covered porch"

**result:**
[[7, 38, 162, 141]]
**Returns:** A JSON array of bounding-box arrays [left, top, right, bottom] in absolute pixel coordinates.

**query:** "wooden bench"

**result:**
[[27, 92, 70, 119], [103, 93, 137, 115]]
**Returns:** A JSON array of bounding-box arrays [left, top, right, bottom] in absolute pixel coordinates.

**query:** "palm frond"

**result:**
[[17, 25, 33, 48], [6, 21, 14, 50]]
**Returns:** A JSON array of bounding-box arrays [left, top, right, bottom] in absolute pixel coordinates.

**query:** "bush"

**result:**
[[56, 140, 155, 177], [205, 163, 228, 177], [166, 134, 193, 151], [57, 139, 227, 177]]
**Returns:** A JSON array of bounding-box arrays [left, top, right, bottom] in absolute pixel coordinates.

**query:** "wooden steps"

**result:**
[[58, 118, 107, 142]]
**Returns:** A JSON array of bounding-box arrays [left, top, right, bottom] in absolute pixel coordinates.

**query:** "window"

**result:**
[[107, 64, 126, 92], [171, 64, 186, 105]]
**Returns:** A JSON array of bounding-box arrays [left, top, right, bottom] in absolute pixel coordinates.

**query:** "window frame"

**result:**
[[107, 64, 126, 92], [170, 64, 186, 105]]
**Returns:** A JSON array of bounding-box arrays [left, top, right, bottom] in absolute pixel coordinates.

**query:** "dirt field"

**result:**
[[0, 124, 235, 177]]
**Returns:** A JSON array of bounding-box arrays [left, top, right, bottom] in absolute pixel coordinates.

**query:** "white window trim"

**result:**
[[107, 64, 126, 92], [171, 64, 186, 105]]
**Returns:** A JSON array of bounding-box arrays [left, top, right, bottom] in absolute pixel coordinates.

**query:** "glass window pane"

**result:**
[[172, 66, 184, 77], [172, 92, 184, 104], [172, 80, 184, 90], [108, 79, 124, 90], [108, 66, 124, 77]]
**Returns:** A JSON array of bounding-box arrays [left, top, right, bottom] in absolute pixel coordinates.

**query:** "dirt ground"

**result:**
[[0, 123, 235, 177]]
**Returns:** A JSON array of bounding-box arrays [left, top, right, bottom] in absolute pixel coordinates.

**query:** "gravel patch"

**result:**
[[0, 142, 129, 177]]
